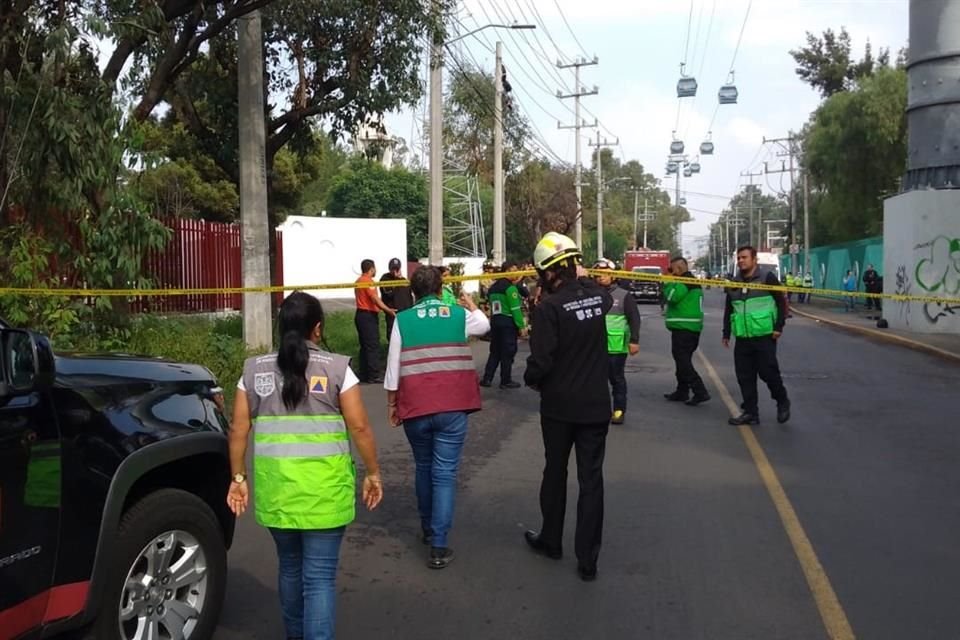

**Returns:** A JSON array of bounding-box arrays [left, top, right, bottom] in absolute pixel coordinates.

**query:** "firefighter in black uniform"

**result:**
[[523, 232, 613, 582]]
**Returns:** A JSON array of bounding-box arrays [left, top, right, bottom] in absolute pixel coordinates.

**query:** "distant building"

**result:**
[[353, 118, 398, 169]]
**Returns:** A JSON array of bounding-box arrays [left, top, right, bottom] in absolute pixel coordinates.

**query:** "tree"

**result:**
[[325, 157, 428, 259], [444, 64, 529, 182], [790, 27, 893, 98], [803, 66, 907, 243], [504, 160, 578, 261]]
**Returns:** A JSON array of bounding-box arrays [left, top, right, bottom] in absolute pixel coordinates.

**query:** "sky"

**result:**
[[384, 0, 909, 258]]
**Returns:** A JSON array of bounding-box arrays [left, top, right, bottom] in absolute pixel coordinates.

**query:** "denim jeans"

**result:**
[[269, 527, 346, 640], [403, 411, 469, 548]]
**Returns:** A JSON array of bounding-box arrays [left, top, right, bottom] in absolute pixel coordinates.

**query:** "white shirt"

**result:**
[[237, 367, 359, 392], [384, 308, 490, 391]]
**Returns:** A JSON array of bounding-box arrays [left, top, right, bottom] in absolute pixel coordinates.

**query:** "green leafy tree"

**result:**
[[803, 66, 907, 243], [790, 27, 894, 98], [504, 159, 578, 261], [325, 158, 428, 259]]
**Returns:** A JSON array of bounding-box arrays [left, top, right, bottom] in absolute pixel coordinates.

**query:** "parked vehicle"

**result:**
[[622, 250, 671, 306], [0, 318, 234, 640]]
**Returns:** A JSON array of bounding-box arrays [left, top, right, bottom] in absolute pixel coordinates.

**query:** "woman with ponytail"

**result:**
[[227, 291, 382, 640]]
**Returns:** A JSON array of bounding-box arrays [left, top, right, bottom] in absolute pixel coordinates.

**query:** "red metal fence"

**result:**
[[136, 218, 284, 314]]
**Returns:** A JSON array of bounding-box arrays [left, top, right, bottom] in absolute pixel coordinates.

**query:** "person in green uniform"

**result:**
[[481, 261, 527, 389], [662, 257, 710, 405], [592, 259, 641, 424], [228, 291, 383, 640]]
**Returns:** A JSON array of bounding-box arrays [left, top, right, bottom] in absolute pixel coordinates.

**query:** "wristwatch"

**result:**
[[232, 472, 247, 483]]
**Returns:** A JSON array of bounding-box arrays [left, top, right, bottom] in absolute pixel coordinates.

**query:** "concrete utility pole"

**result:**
[[557, 57, 599, 247], [642, 199, 650, 249], [632, 188, 639, 249], [764, 134, 799, 267], [493, 41, 504, 265], [740, 169, 763, 246], [428, 12, 444, 266], [591, 132, 618, 259], [237, 10, 272, 350], [803, 170, 811, 274]]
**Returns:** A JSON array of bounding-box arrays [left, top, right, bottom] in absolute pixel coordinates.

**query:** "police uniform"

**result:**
[[723, 269, 791, 423], [482, 277, 526, 387]]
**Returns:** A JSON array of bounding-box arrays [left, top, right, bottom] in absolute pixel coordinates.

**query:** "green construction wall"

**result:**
[[779, 237, 883, 296]]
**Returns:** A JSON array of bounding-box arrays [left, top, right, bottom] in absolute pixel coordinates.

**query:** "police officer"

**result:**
[[723, 246, 791, 425], [802, 270, 814, 303], [481, 261, 527, 389], [380, 257, 413, 338], [592, 258, 641, 425], [663, 256, 709, 405], [523, 232, 613, 582]]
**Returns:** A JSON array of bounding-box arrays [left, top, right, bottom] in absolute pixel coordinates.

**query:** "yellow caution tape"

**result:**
[[2, 269, 958, 307]]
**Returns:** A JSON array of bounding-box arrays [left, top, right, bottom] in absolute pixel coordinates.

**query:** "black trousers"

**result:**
[[483, 318, 518, 384], [384, 313, 396, 342], [608, 354, 627, 412], [671, 331, 707, 397], [734, 336, 789, 416], [354, 310, 381, 382], [539, 417, 609, 570]]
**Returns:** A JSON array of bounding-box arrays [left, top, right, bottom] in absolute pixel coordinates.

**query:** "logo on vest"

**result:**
[[417, 308, 427, 318], [439, 306, 451, 318], [254, 373, 276, 397], [576, 309, 585, 321], [309, 376, 328, 394], [428, 307, 438, 318]]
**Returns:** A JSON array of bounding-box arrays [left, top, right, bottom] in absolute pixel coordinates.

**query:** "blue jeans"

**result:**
[[269, 527, 345, 640], [403, 411, 469, 548]]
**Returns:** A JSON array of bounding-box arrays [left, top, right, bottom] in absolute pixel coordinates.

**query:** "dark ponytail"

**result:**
[[277, 291, 325, 410]]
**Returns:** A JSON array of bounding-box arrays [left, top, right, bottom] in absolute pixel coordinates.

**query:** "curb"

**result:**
[[791, 307, 960, 364]]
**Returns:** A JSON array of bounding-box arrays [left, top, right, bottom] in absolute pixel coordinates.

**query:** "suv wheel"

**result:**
[[92, 489, 227, 640]]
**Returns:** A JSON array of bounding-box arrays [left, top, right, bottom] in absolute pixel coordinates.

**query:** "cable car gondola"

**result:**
[[683, 166, 693, 178], [700, 132, 714, 155], [718, 72, 738, 105], [677, 63, 697, 98], [666, 161, 679, 174], [679, 197, 687, 205], [670, 131, 685, 155], [690, 161, 701, 174]]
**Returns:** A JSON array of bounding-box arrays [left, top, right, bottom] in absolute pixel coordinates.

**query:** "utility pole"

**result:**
[[764, 133, 799, 270], [557, 56, 598, 247], [740, 169, 763, 246], [493, 41, 504, 265], [643, 199, 650, 249], [590, 131, 618, 259], [632, 188, 639, 249], [803, 169, 811, 275], [237, 10, 271, 349], [428, 2, 443, 265]]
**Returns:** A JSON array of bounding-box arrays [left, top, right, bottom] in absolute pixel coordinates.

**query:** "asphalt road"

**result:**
[[216, 290, 960, 640]]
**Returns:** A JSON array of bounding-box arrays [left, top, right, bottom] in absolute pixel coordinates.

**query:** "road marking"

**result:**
[[697, 350, 856, 640]]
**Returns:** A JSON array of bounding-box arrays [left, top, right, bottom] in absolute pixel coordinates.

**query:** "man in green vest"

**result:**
[[723, 246, 791, 425], [481, 261, 528, 389], [802, 271, 814, 303], [663, 257, 709, 405], [593, 259, 641, 425]]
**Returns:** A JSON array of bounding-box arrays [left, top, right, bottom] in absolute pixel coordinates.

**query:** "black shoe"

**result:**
[[479, 379, 492, 388], [777, 403, 791, 424], [500, 381, 521, 389], [421, 528, 432, 546], [577, 564, 598, 582], [685, 394, 711, 406], [524, 530, 562, 560], [728, 413, 759, 426], [664, 392, 688, 402], [368, 377, 384, 384], [428, 546, 454, 569]]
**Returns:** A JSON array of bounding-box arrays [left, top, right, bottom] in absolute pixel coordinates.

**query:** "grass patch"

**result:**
[[50, 310, 380, 409]]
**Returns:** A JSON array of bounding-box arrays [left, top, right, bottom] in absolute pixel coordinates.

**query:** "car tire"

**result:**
[[89, 488, 227, 640]]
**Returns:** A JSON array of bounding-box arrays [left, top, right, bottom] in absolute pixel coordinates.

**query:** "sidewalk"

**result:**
[[787, 294, 960, 364]]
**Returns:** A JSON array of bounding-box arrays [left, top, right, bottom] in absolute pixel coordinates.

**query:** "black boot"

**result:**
[[728, 412, 759, 426]]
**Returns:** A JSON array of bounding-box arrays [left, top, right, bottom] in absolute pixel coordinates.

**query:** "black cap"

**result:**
[[389, 258, 402, 270]]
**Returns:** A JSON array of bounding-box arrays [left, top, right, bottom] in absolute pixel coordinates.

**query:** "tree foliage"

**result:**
[[803, 66, 907, 243], [325, 157, 428, 259], [790, 27, 897, 98]]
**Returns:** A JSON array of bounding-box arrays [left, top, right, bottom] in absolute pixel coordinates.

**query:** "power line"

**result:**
[[551, 0, 593, 61], [681, 0, 695, 65], [728, 0, 754, 73]]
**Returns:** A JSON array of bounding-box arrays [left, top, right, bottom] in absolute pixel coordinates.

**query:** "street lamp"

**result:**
[[428, 22, 536, 265]]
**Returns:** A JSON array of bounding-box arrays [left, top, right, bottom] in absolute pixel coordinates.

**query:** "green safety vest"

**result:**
[[242, 345, 355, 530], [489, 280, 526, 330], [728, 285, 778, 338], [605, 287, 629, 354], [803, 274, 814, 288], [663, 281, 704, 333], [441, 285, 457, 305]]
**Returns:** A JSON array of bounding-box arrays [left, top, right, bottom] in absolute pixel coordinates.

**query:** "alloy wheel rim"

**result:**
[[118, 529, 208, 640]]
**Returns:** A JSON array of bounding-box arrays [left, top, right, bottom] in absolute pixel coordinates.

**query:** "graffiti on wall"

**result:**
[[913, 235, 960, 324], [894, 263, 912, 326]]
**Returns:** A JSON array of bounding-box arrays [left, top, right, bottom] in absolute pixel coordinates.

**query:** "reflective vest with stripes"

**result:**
[[396, 296, 482, 420], [605, 286, 629, 354], [242, 345, 355, 530], [728, 285, 778, 338]]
